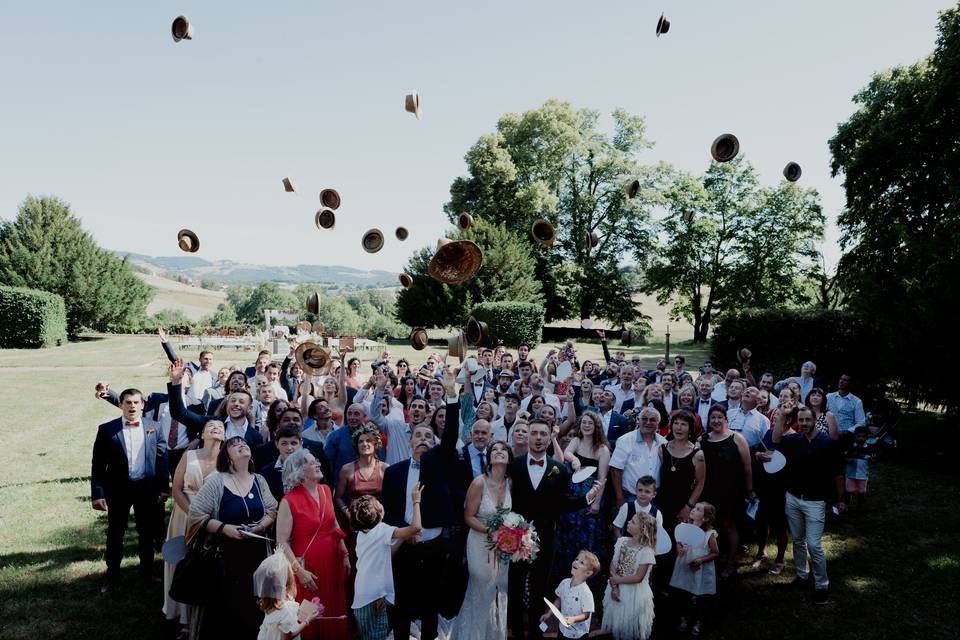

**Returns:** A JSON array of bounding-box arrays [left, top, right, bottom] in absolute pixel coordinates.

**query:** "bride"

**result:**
[[449, 441, 513, 640]]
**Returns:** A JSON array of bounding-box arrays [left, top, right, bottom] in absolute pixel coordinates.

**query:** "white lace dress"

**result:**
[[449, 479, 512, 640], [601, 539, 655, 640]]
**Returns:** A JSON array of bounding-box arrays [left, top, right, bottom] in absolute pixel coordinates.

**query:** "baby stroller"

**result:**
[[865, 396, 900, 460]]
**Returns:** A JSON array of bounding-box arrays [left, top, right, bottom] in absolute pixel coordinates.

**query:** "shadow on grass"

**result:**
[[0, 474, 90, 490]]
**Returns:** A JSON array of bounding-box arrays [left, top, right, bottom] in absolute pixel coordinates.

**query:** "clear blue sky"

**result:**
[[1, 1, 953, 273]]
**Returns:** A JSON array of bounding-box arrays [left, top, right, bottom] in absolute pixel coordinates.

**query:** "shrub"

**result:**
[[711, 308, 884, 397], [470, 301, 544, 348], [0, 285, 68, 348]]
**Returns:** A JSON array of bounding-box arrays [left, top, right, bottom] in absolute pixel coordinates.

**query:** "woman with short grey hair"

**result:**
[[275, 448, 349, 638]]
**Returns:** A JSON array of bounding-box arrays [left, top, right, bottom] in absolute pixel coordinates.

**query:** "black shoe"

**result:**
[[813, 589, 829, 605], [791, 575, 811, 588]]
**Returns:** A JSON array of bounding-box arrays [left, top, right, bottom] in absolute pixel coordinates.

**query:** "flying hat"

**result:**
[[428, 238, 483, 285], [177, 229, 199, 253], [405, 93, 421, 119], [738, 347, 753, 363], [466, 316, 488, 346], [711, 134, 740, 163], [362, 229, 385, 253], [295, 341, 333, 375], [395, 227, 409, 241], [282, 177, 296, 193], [320, 189, 341, 210], [315, 208, 336, 230], [171, 16, 193, 42], [783, 162, 802, 182], [306, 291, 320, 315], [410, 327, 429, 350], [627, 179, 641, 199], [586, 230, 600, 249], [457, 212, 474, 230], [531, 219, 556, 246], [399, 273, 414, 289], [656, 13, 670, 37], [447, 331, 467, 362]]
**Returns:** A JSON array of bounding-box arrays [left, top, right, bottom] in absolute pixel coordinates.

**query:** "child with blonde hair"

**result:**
[[670, 501, 720, 637], [601, 511, 657, 640], [254, 552, 320, 640]]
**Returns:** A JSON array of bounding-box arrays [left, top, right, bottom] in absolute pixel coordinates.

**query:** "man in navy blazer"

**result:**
[[91, 388, 169, 593], [596, 390, 633, 449], [693, 377, 726, 428]]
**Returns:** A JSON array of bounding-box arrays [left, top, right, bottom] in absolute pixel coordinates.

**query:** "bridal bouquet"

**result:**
[[485, 508, 539, 564]]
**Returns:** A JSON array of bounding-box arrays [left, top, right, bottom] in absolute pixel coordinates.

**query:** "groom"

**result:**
[[508, 418, 604, 640]]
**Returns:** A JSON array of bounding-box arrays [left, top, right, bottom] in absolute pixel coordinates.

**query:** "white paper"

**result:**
[[655, 525, 672, 555], [763, 450, 787, 474], [674, 523, 706, 548], [745, 497, 760, 520], [543, 598, 571, 628], [238, 529, 273, 541], [556, 360, 573, 382], [571, 466, 597, 484], [539, 622, 549, 633]]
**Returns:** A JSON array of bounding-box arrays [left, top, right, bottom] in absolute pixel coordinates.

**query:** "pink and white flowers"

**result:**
[[485, 508, 540, 564]]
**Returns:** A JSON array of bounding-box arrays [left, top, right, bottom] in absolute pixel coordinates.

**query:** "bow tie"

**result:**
[[528, 458, 544, 467], [124, 421, 141, 428], [411, 460, 421, 469]]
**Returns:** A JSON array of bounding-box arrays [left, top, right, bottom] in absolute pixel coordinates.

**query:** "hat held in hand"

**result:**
[[428, 238, 483, 285], [171, 16, 193, 42], [177, 229, 200, 253]]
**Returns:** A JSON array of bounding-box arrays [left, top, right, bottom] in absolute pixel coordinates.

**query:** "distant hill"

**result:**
[[117, 251, 398, 287]]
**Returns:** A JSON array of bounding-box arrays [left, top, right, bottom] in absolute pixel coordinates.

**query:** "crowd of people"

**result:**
[[90, 329, 875, 640]]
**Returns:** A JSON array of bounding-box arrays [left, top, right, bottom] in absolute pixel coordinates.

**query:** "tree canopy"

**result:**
[[395, 218, 542, 329], [643, 159, 824, 342], [0, 196, 153, 336], [829, 4, 960, 409], [445, 100, 654, 325]]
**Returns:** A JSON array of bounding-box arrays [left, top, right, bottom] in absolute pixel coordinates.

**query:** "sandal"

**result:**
[[769, 562, 785, 575], [750, 555, 767, 569]]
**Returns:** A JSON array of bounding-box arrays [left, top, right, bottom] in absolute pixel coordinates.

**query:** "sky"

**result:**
[[1, 1, 954, 274]]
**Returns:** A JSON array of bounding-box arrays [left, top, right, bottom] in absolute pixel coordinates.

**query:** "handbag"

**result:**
[[169, 520, 225, 606]]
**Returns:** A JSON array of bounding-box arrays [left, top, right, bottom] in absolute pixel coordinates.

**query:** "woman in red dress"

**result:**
[[276, 448, 350, 640]]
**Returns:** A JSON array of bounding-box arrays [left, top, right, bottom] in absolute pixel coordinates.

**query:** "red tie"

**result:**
[[168, 419, 180, 449], [125, 421, 140, 428], [529, 458, 544, 467]]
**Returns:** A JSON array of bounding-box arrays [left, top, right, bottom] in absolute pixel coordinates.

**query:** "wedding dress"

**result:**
[[448, 478, 512, 640]]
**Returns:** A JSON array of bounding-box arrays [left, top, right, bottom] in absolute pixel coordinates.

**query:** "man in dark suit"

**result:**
[[508, 418, 604, 640], [91, 388, 169, 594], [596, 390, 633, 449], [255, 409, 333, 499], [381, 380, 460, 640], [693, 377, 725, 430]]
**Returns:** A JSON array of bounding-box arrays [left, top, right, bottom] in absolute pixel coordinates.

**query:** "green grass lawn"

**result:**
[[0, 336, 956, 639]]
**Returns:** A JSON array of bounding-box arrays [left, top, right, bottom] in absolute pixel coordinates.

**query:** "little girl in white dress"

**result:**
[[601, 511, 656, 640], [670, 502, 720, 637], [253, 553, 320, 640]]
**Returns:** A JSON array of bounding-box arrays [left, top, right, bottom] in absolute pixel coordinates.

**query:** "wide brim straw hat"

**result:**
[[428, 238, 483, 285]]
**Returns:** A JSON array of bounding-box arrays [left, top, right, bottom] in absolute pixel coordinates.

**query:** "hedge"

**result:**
[[711, 308, 884, 397], [0, 285, 68, 348], [470, 301, 545, 348]]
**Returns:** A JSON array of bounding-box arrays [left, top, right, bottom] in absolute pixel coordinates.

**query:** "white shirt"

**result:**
[[766, 394, 780, 410], [609, 431, 667, 491], [726, 407, 769, 447], [352, 522, 398, 608], [122, 422, 147, 480], [613, 501, 663, 530], [369, 391, 413, 464], [662, 393, 675, 413], [190, 369, 213, 405], [610, 384, 633, 413], [490, 415, 515, 444], [696, 398, 712, 426], [555, 578, 595, 639], [224, 418, 250, 441], [527, 452, 548, 490], [405, 460, 441, 542]]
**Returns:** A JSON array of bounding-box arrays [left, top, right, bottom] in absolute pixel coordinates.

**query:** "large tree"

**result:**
[[643, 159, 823, 342], [829, 4, 960, 409], [445, 100, 654, 323], [396, 218, 542, 328], [0, 196, 152, 336]]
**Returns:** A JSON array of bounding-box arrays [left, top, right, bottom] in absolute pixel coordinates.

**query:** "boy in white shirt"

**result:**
[[541, 550, 601, 638], [349, 487, 423, 640], [612, 475, 662, 538]]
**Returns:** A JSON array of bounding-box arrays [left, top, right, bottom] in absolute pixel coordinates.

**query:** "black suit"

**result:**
[[256, 440, 333, 502], [90, 417, 169, 580], [508, 455, 588, 640], [382, 398, 463, 634]]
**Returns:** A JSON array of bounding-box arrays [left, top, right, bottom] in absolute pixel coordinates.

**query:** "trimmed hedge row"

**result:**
[[711, 308, 883, 396], [0, 285, 68, 348], [471, 301, 544, 348]]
